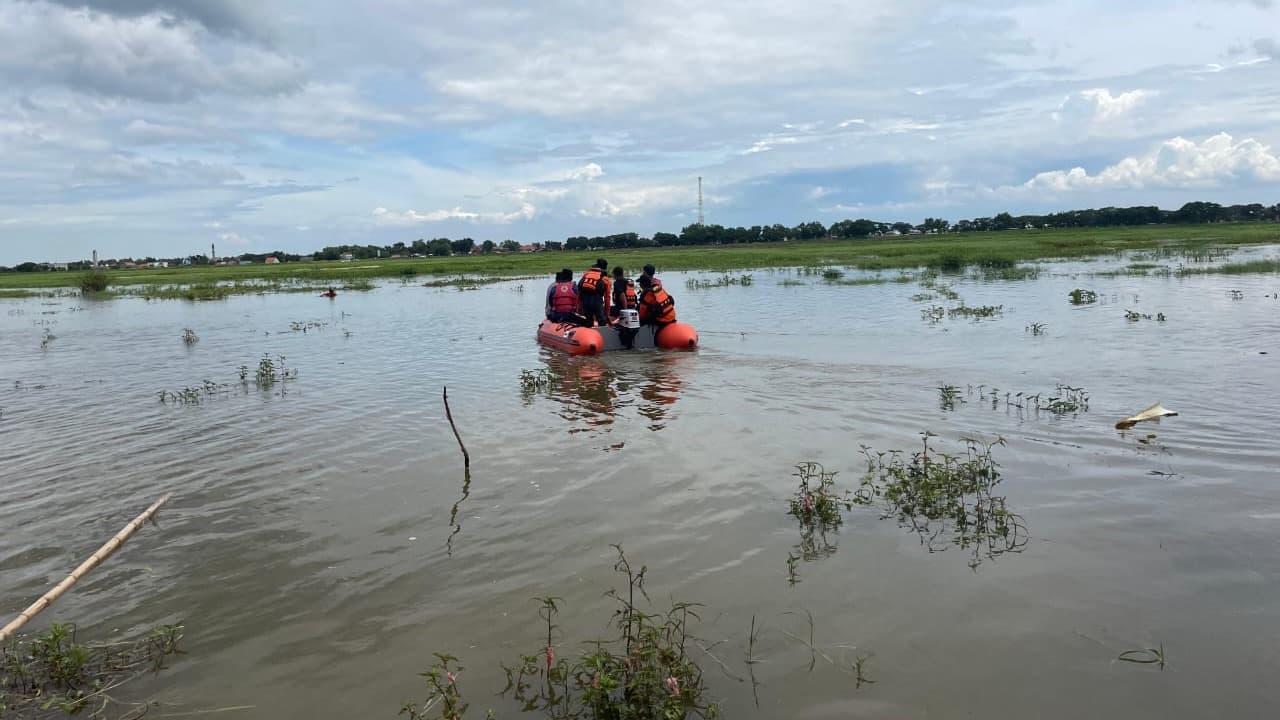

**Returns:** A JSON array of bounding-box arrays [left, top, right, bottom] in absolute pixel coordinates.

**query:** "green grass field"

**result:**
[[2, 223, 1278, 293]]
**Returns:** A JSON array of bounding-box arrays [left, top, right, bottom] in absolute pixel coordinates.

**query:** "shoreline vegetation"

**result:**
[[1, 223, 1278, 296]]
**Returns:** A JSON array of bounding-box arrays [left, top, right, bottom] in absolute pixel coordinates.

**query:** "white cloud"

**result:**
[[566, 163, 604, 181], [1023, 133, 1280, 191], [1056, 89, 1150, 123], [371, 203, 537, 226]]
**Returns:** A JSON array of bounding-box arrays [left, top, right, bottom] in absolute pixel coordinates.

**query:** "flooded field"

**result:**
[[2, 246, 1279, 718]]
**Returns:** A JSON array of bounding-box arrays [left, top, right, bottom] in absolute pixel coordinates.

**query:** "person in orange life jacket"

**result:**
[[640, 263, 663, 290], [609, 266, 638, 318], [576, 258, 610, 327], [637, 274, 676, 327], [546, 268, 587, 325]]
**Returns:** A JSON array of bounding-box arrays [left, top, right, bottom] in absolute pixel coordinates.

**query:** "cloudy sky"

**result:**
[[2, 0, 1279, 263]]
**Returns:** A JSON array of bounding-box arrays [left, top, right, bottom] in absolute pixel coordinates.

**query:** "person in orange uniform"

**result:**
[[576, 258, 611, 327], [637, 274, 676, 328], [640, 263, 662, 290], [609, 266, 638, 319]]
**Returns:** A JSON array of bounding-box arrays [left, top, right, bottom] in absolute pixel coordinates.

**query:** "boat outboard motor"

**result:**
[[618, 308, 640, 329]]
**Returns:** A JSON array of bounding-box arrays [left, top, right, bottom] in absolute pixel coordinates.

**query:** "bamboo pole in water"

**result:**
[[0, 493, 172, 645]]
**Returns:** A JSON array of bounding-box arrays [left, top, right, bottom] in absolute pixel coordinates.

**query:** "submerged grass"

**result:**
[[1, 622, 184, 718], [1177, 258, 1280, 275], [854, 434, 1027, 569]]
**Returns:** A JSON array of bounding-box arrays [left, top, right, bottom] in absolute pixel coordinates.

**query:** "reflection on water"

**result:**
[[523, 350, 688, 436]]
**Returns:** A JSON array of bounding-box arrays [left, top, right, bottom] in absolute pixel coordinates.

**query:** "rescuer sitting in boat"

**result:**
[[637, 274, 676, 328], [639, 263, 662, 290], [546, 268, 587, 325], [609, 266, 638, 319], [576, 258, 611, 327]]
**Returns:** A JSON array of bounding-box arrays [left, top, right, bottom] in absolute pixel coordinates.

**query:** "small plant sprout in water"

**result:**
[[685, 274, 753, 290], [1124, 310, 1167, 322], [947, 304, 1003, 320], [182, 328, 199, 345], [289, 320, 328, 333], [920, 305, 945, 324], [937, 384, 964, 411], [961, 383, 1089, 416], [1069, 288, 1098, 305], [1118, 643, 1166, 670], [1025, 322, 1047, 336], [158, 380, 228, 406], [400, 653, 469, 720]]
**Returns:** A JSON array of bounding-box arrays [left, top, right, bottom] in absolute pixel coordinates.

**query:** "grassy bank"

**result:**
[[2, 223, 1277, 291]]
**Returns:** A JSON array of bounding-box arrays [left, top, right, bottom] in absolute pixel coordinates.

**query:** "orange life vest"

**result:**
[[550, 281, 578, 313], [640, 286, 676, 324], [614, 279, 637, 309], [579, 267, 606, 294]]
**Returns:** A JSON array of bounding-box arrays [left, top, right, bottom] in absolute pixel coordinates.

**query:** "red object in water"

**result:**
[[654, 322, 698, 350], [537, 319, 603, 355], [321, 290, 337, 298]]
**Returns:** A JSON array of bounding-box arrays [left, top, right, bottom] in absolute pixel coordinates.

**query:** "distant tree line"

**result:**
[[3, 201, 1277, 270]]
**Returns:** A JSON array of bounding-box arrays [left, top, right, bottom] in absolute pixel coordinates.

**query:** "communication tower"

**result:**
[[697, 176, 704, 226]]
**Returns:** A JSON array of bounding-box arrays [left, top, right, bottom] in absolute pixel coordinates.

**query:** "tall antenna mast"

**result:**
[[697, 176, 704, 225]]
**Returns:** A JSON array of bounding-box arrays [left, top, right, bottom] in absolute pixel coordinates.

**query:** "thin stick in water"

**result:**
[[0, 493, 172, 644], [443, 386, 470, 470]]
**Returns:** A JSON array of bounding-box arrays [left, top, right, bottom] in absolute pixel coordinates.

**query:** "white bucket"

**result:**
[[618, 308, 640, 329]]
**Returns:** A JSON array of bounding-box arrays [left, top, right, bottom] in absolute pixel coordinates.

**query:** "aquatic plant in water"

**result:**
[[239, 354, 298, 390], [1124, 309, 1166, 322], [1069, 288, 1098, 305], [1118, 644, 1166, 670], [158, 380, 227, 406], [785, 463, 857, 580], [0, 622, 183, 718], [947, 304, 1003, 320], [937, 384, 963, 411], [404, 547, 717, 719], [182, 328, 199, 345], [963, 384, 1089, 415], [685, 274, 752, 290], [853, 434, 1027, 568]]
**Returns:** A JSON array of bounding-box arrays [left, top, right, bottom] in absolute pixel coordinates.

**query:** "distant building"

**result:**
[[49, 262, 69, 271], [339, 253, 354, 262], [265, 256, 279, 264]]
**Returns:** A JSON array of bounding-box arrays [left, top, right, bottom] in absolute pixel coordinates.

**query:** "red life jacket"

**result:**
[[640, 286, 676, 324], [550, 281, 578, 313], [579, 267, 606, 294]]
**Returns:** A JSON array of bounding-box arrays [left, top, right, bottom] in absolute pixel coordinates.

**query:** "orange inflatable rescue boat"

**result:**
[[537, 317, 699, 356]]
